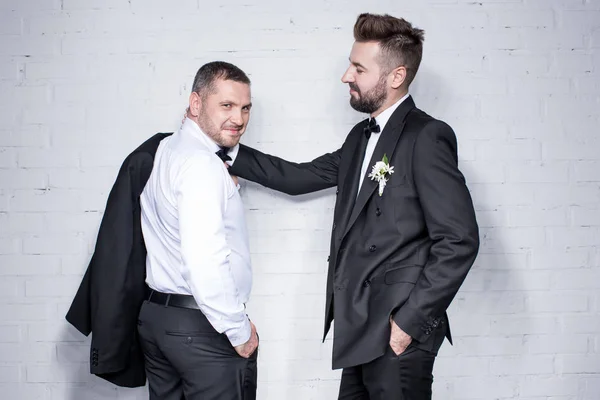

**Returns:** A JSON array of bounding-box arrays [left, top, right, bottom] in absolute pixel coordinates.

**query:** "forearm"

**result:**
[[393, 229, 479, 342], [183, 248, 251, 346], [230, 144, 340, 195]]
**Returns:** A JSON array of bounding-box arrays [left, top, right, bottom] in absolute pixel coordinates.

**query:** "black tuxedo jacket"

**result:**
[[230, 96, 479, 369], [65, 132, 172, 387]]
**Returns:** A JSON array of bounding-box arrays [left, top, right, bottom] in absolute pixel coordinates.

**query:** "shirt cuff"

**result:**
[[224, 315, 251, 347]]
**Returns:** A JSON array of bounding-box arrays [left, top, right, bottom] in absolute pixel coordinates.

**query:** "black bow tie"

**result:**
[[215, 146, 231, 162], [364, 118, 380, 139]]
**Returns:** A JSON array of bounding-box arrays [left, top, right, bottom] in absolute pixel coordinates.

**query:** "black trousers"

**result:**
[[137, 300, 257, 400], [338, 343, 436, 400]]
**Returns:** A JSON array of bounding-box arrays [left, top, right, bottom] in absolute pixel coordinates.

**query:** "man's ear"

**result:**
[[189, 91, 201, 117], [390, 66, 407, 90]]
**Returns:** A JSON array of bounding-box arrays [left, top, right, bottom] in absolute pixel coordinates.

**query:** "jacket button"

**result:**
[[363, 280, 370, 287], [369, 245, 377, 252], [375, 208, 381, 216]]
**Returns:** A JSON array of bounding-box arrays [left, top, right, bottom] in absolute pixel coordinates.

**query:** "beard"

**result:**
[[348, 75, 388, 114], [198, 110, 242, 148]]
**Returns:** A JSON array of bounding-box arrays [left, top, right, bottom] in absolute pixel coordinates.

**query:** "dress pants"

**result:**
[[338, 342, 436, 400], [137, 300, 257, 400]]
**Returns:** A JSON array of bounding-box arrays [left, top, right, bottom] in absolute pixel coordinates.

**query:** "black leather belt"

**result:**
[[146, 288, 200, 310]]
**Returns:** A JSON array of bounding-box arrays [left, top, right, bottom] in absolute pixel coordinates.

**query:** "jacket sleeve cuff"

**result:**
[[224, 316, 252, 347], [393, 303, 440, 344]]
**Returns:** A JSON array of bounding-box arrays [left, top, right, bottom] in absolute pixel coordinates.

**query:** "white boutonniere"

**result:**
[[368, 153, 394, 196]]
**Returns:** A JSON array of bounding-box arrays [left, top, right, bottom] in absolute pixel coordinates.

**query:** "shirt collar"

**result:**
[[372, 93, 410, 133]]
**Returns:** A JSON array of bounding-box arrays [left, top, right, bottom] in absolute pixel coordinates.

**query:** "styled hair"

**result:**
[[353, 13, 425, 87], [191, 61, 251, 98]]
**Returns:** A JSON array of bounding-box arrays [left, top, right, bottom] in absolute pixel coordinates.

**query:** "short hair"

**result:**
[[191, 61, 251, 99], [353, 13, 425, 88]]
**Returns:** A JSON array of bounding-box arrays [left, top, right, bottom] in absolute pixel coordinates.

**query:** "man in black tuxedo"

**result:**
[[229, 13, 479, 399]]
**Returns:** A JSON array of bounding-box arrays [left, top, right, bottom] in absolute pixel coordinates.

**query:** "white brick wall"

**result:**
[[0, 0, 598, 398]]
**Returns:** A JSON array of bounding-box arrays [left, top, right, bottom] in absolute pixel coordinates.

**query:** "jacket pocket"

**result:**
[[365, 264, 424, 286], [384, 265, 423, 285], [165, 330, 221, 337]]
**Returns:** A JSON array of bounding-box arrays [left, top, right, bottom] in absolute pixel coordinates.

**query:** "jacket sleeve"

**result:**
[[392, 121, 480, 343], [228, 144, 341, 195]]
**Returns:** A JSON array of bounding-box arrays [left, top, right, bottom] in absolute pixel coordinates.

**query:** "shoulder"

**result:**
[[408, 109, 456, 146], [118, 148, 155, 191], [178, 150, 224, 177], [176, 151, 234, 195], [350, 118, 370, 136], [339, 118, 369, 150]]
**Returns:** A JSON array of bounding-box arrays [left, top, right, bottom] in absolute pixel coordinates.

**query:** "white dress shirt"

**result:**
[[140, 118, 251, 347], [357, 93, 410, 196]]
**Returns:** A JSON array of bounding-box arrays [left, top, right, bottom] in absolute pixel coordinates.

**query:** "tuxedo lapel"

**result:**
[[341, 96, 416, 240], [335, 121, 369, 238]]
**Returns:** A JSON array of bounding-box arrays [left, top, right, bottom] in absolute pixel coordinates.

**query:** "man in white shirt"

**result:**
[[138, 61, 258, 400]]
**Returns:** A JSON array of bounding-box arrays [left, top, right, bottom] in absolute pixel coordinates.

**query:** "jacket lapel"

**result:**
[[335, 121, 369, 238], [341, 96, 416, 240]]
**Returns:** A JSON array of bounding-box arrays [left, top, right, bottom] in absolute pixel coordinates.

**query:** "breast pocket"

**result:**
[[384, 173, 408, 189], [385, 174, 417, 203]]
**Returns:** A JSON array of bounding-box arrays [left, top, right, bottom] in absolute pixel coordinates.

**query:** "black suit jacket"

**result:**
[[65, 132, 172, 387], [230, 96, 479, 369]]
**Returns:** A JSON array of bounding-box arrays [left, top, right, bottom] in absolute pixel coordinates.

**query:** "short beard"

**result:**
[[349, 74, 388, 114], [197, 110, 242, 149]]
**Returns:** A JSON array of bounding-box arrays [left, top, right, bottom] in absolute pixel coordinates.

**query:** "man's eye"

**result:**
[[357, 69, 364, 74], [223, 104, 232, 108]]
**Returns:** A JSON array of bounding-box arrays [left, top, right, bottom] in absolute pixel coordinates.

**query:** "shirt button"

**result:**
[[332, 223, 336, 231], [375, 208, 382, 216], [369, 245, 377, 252]]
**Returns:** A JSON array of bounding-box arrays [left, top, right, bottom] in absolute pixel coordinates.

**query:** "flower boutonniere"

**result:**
[[368, 153, 395, 196]]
